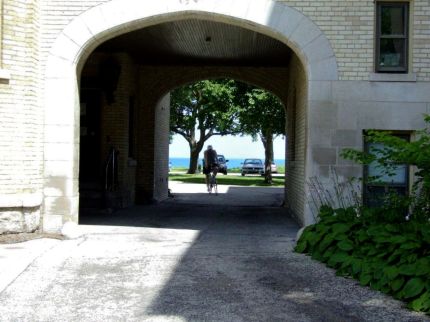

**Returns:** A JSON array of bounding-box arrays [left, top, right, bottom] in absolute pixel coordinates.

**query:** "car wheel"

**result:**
[[241, 172, 245, 176], [224, 171, 227, 175]]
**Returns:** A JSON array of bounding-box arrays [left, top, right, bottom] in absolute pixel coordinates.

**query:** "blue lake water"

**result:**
[[170, 157, 285, 169]]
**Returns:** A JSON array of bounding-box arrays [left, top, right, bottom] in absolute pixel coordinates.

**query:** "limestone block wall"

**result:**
[[304, 79, 430, 226], [153, 94, 171, 202]]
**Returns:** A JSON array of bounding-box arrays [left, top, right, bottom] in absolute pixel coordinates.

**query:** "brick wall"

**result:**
[[34, 1, 430, 84], [0, 0, 42, 195], [132, 65, 290, 203], [100, 53, 137, 206], [285, 54, 307, 224], [81, 52, 138, 207], [413, 0, 430, 81], [0, 0, 43, 233], [278, 0, 430, 81]]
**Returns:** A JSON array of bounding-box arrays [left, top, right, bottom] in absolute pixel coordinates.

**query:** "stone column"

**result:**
[[153, 94, 170, 201]]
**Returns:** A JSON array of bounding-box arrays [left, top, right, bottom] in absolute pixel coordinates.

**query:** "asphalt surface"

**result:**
[[0, 183, 428, 322]]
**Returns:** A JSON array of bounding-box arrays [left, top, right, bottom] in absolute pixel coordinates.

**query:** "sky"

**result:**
[[169, 134, 286, 159]]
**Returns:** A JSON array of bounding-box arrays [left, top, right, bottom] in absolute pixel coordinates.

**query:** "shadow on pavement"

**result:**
[[80, 184, 286, 228]]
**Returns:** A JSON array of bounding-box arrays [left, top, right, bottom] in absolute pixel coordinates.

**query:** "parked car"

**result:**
[[271, 162, 278, 173], [217, 154, 228, 175], [201, 154, 229, 174], [241, 158, 264, 176]]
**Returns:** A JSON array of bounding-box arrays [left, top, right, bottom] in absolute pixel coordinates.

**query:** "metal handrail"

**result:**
[[105, 147, 117, 191]]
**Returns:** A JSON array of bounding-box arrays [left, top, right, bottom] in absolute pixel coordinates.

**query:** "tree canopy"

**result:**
[[170, 79, 240, 173], [170, 79, 286, 181], [234, 83, 286, 183]]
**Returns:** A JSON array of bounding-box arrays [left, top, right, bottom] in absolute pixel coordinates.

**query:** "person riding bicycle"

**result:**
[[203, 145, 219, 192]]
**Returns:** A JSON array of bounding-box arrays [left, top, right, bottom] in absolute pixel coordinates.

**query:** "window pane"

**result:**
[[381, 6, 405, 35], [365, 186, 386, 208], [379, 38, 406, 68], [368, 162, 407, 184], [365, 186, 407, 208], [367, 142, 408, 184]]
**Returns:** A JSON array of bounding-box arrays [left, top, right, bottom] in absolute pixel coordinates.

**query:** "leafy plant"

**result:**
[[341, 114, 430, 223], [307, 168, 362, 221], [297, 115, 430, 314], [295, 206, 430, 314]]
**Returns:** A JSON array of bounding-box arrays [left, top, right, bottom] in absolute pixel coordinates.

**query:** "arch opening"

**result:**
[[77, 20, 293, 222], [43, 0, 339, 231]]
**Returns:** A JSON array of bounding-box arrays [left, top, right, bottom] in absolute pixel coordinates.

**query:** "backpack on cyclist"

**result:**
[[206, 149, 217, 166]]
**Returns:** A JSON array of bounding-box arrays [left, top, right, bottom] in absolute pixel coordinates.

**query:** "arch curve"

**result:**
[[49, 0, 338, 81], [140, 66, 290, 106], [43, 0, 339, 230]]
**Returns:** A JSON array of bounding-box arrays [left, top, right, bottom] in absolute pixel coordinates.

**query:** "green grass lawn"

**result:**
[[169, 173, 285, 187], [172, 166, 285, 174]]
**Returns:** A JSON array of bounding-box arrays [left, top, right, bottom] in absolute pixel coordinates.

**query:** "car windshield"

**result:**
[[244, 159, 262, 165]]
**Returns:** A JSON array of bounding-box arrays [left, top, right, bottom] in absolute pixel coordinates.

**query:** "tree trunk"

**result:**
[[187, 137, 206, 174], [188, 146, 200, 174], [262, 132, 274, 184]]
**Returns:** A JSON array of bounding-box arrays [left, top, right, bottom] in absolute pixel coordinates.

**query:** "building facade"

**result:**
[[0, 0, 429, 234]]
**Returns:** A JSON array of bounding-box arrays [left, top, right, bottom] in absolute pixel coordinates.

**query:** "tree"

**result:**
[[341, 115, 430, 222], [235, 83, 286, 184], [170, 79, 240, 173]]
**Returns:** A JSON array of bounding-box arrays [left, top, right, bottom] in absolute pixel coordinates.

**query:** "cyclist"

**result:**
[[203, 145, 218, 192]]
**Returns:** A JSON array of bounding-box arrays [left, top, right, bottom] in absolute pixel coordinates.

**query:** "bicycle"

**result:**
[[207, 165, 218, 195]]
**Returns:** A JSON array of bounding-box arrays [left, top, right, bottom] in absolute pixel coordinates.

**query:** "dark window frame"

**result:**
[[375, 2, 409, 73], [363, 131, 410, 207]]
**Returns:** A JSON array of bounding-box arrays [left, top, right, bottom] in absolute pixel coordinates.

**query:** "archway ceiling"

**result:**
[[98, 19, 292, 67]]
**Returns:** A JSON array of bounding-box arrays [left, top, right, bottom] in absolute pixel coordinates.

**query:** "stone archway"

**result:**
[[43, 0, 339, 232]]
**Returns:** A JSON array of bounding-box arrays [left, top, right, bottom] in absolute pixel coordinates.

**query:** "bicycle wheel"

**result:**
[[209, 174, 216, 194], [208, 175, 213, 194]]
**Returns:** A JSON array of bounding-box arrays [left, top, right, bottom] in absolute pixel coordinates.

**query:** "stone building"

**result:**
[[0, 0, 429, 234]]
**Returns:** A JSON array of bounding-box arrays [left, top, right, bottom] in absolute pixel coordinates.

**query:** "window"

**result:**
[[363, 133, 409, 207], [375, 2, 409, 73]]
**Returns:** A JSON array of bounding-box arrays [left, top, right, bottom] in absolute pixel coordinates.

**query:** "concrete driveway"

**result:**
[[0, 185, 428, 321], [166, 181, 284, 207]]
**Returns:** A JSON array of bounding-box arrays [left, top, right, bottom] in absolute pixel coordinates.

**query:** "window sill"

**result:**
[[369, 73, 417, 82]]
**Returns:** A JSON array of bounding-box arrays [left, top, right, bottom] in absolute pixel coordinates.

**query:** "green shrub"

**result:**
[[341, 114, 430, 223], [295, 206, 430, 314], [299, 116, 430, 314]]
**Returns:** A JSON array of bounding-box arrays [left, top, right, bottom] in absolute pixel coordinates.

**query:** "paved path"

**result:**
[[0, 186, 428, 321], [166, 181, 285, 207]]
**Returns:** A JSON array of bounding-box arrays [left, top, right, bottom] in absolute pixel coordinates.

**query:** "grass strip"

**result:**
[[169, 174, 285, 187]]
